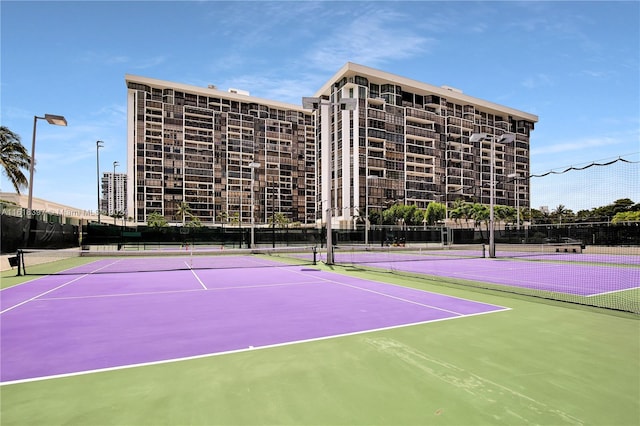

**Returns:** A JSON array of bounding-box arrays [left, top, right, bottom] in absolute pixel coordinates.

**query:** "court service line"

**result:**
[[0, 260, 124, 315], [39, 288, 205, 301], [1, 274, 89, 315], [0, 307, 508, 387], [37, 280, 321, 302]]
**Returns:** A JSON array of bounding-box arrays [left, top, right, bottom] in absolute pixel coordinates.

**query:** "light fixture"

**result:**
[[28, 113, 68, 215], [469, 132, 515, 258], [302, 96, 358, 264]]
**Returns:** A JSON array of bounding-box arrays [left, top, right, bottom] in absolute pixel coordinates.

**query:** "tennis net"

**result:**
[[332, 243, 485, 266], [331, 242, 583, 267], [15, 246, 318, 276], [331, 243, 639, 314]]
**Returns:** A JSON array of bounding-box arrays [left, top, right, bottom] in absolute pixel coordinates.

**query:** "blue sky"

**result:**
[[1, 0, 638, 213]]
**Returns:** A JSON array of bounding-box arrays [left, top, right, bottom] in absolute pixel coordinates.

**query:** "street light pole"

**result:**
[[365, 175, 376, 246], [508, 172, 520, 231], [302, 96, 357, 265], [271, 177, 277, 248], [27, 114, 67, 215], [249, 162, 260, 249], [470, 132, 515, 258], [97, 141, 104, 223]]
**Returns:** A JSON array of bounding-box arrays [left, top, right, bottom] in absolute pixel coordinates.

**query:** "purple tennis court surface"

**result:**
[[0, 257, 507, 384], [332, 251, 640, 296]]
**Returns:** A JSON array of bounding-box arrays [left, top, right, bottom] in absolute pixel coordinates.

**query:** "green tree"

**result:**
[[147, 212, 168, 228], [216, 211, 228, 231], [185, 215, 202, 228], [470, 203, 489, 241], [381, 204, 425, 227], [460, 202, 475, 228], [552, 204, 574, 224], [448, 207, 461, 227], [176, 202, 191, 225], [530, 208, 550, 224], [0, 126, 31, 193], [229, 212, 240, 230], [612, 198, 635, 213], [495, 205, 516, 225], [611, 211, 640, 223], [369, 210, 382, 227], [270, 212, 290, 228], [424, 202, 446, 226]]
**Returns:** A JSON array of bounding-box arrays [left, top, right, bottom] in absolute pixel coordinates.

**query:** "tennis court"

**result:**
[[331, 244, 640, 313], [1, 253, 507, 384], [1, 247, 638, 425]]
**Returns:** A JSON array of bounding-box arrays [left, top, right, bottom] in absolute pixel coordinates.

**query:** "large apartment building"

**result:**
[[126, 63, 537, 227], [126, 76, 316, 225]]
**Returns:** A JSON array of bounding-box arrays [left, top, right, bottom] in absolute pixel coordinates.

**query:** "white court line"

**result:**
[[0, 307, 508, 387], [284, 267, 488, 316], [37, 280, 320, 302], [586, 286, 640, 297], [186, 261, 207, 289], [272, 264, 512, 312], [0, 260, 122, 315]]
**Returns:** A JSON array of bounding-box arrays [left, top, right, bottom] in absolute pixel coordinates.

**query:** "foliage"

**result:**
[[424, 202, 446, 225], [184, 215, 203, 228], [147, 212, 168, 228], [216, 211, 228, 230], [547, 198, 638, 224], [176, 202, 192, 225], [216, 211, 228, 223], [269, 212, 290, 228], [0, 126, 31, 194], [380, 204, 424, 226], [611, 211, 640, 223], [229, 212, 240, 226]]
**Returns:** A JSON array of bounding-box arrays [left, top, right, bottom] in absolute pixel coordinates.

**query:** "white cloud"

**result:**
[[78, 51, 130, 65], [77, 51, 166, 69], [305, 11, 434, 71], [521, 73, 553, 89], [132, 56, 168, 69], [531, 136, 618, 156]]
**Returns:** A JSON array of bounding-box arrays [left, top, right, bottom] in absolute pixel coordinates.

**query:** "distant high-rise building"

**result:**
[[126, 63, 538, 227], [101, 172, 127, 218]]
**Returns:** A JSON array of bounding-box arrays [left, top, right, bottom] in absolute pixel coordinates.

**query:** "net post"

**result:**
[[16, 250, 24, 276], [312, 246, 317, 265]]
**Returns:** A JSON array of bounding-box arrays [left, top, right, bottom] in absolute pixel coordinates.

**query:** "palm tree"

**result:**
[[0, 126, 31, 193], [471, 203, 490, 242], [216, 211, 228, 231], [460, 202, 475, 228], [147, 212, 168, 228], [176, 202, 191, 225], [185, 215, 202, 228], [553, 204, 568, 225]]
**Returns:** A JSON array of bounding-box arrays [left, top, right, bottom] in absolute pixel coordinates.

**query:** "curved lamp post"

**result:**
[[96, 140, 104, 223], [28, 114, 67, 215]]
